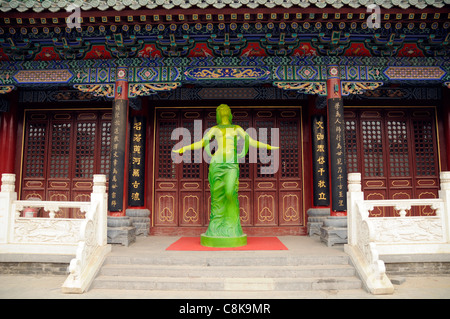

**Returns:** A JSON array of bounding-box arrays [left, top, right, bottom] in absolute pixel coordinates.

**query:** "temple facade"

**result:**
[[0, 0, 449, 243]]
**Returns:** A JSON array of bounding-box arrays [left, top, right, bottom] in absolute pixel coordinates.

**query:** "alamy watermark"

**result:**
[[171, 120, 280, 175], [66, 4, 81, 29], [366, 4, 381, 29]]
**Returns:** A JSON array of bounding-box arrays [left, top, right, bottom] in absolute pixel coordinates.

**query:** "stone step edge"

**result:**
[[99, 263, 355, 272], [103, 256, 350, 266], [92, 276, 362, 291], [98, 264, 356, 277]]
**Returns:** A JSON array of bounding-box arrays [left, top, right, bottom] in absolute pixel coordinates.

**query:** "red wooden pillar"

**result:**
[[0, 93, 17, 176], [326, 65, 347, 216], [443, 86, 450, 171], [108, 67, 129, 216]]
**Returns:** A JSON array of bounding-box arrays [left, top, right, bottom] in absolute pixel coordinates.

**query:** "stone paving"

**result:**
[[1, 236, 449, 299]]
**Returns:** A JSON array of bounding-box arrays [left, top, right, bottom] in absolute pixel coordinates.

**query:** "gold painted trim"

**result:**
[[74, 182, 93, 189], [25, 181, 43, 188], [50, 182, 69, 188], [160, 111, 177, 118], [282, 181, 299, 189], [392, 192, 410, 199], [183, 195, 199, 223], [158, 195, 175, 223], [77, 113, 97, 120], [282, 194, 299, 222], [391, 180, 410, 187], [152, 109, 157, 227], [280, 110, 297, 118], [239, 182, 249, 189], [183, 182, 200, 189], [257, 182, 274, 189], [301, 105, 305, 225], [417, 179, 436, 186], [256, 111, 273, 118], [183, 111, 201, 119], [53, 113, 71, 120], [257, 194, 275, 222], [418, 191, 437, 198], [158, 182, 176, 189], [232, 111, 249, 118], [238, 194, 250, 222], [387, 111, 406, 118], [434, 106, 442, 174], [366, 180, 384, 187]]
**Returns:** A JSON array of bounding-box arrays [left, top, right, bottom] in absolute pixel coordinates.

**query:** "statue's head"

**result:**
[[216, 104, 232, 124]]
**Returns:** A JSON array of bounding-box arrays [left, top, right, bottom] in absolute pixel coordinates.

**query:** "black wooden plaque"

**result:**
[[128, 116, 146, 207], [328, 98, 347, 211], [311, 115, 330, 206], [108, 99, 127, 212]]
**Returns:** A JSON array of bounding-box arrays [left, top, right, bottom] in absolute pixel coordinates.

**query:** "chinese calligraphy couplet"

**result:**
[[128, 116, 146, 207], [108, 67, 129, 214], [108, 99, 127, 213], [311, 115, 330, 206], [328, 98, 347, 213]]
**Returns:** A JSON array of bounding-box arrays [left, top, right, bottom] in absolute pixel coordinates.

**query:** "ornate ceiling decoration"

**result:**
[[0, 0, 447, 12]]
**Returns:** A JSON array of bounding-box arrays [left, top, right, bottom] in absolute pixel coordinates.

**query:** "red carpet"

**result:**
[[166, 237, 288, 251]]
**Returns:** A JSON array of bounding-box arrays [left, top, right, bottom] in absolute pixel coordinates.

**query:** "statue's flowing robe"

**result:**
[[204, 163, 243, 237]]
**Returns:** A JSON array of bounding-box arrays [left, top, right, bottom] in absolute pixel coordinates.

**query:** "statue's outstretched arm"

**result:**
[[173, 127, 216, 154], [236, 127, 279, 150]]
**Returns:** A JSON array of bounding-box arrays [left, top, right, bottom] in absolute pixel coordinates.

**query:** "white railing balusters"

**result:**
[[0, 174, 110, 294], [345, 172, 450, 295], [62, 174, 111, 294]]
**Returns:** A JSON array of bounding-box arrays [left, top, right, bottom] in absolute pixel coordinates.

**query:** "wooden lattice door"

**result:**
[[21, 110, 111, 218], [345, 107, 440, 217], [153, 108, 304, 233]]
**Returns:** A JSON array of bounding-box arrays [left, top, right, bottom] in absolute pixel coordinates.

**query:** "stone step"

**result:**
[[99, 263, 357, 278], [90, 237, 363, 293], [103, 254, 351, 267], [92, 275, 362, 291]]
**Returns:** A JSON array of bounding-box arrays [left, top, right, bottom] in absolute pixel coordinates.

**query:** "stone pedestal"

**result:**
[[107, 216, 136, 246], [126, 209, 150, 236], [320, 216, 347, 247], [307, 208, 330, 236]]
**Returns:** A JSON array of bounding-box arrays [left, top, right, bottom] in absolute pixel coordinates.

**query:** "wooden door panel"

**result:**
[[155, 191, 177, 226], [21, 110, 112, 216], [279, 191, 302, 225], [238, 192, 252, 226], [180, 181, 203, 226], [345, 108, 439, 217], [254, 191, 277, 226], [180, 191, 203, 226]]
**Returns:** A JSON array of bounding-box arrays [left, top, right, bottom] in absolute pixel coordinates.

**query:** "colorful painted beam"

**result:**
[[0, 56, 448, 97]]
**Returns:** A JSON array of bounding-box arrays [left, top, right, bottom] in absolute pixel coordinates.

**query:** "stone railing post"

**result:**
[[0, 174, 16, 244], [62, 174, 111, 294], [92, 174, 108, 246], [347, 173, 364, 246], [439, 171, 450, 243]]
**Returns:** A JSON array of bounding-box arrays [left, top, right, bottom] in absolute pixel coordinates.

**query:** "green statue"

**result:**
[[173, 104, 279, 247]]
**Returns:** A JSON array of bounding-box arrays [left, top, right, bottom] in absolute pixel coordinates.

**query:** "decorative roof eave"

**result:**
[[0, 0, 448, 13]]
